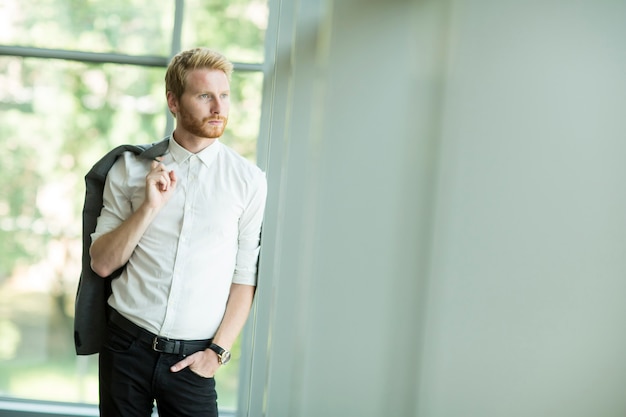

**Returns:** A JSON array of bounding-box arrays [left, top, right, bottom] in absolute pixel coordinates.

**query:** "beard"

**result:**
[[178, 108, 228, 139]]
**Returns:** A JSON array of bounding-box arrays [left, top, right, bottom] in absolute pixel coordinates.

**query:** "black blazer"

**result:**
[[74, 138, 168, 355]]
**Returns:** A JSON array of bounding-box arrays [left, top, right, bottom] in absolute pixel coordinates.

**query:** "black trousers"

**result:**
[[99, 315, 218, 417]]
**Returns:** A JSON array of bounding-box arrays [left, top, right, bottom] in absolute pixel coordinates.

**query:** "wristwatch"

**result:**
[[208, 343, 231, 365]]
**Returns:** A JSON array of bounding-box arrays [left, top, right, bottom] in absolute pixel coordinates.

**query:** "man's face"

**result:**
[[170, 68, 230, 139]]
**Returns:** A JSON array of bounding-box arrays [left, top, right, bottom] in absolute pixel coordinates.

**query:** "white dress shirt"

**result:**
[[92, 137, 267, 340]]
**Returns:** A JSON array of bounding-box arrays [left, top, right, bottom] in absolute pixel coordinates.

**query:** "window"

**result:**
[[0, 0, 267, 412]]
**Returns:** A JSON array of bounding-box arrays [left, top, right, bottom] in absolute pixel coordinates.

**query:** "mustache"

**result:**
[[205, 116, 227, 122]]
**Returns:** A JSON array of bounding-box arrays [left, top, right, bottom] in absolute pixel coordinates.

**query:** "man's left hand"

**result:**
[[170, 349, 220, 378]]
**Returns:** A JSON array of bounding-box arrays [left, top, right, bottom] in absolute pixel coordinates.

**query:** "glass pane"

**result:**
[[182, 0, 268, 63], [0, 56, 167, 403], [0, 56, 263, 410], [221, 70, 264, 161], [0, 0, 175, 56]]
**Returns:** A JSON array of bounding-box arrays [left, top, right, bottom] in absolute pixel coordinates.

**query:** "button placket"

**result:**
[[160, 156, 197, 336]]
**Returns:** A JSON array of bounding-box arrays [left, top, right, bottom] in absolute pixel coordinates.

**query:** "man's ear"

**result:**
[[166, 91, 178, 115]]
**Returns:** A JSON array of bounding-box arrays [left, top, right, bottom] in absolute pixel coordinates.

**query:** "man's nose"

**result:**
[[211, 98, 222, 114]]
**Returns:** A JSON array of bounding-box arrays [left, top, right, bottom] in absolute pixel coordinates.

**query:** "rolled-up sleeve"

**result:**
[[232, 171, 268, 285]]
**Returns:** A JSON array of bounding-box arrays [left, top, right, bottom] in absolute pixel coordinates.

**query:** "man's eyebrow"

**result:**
[[197, 89, 230, 94]]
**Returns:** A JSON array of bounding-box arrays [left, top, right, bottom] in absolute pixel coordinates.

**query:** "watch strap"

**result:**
[[208, 343, 230, 364], [209, 343, 225, 355]]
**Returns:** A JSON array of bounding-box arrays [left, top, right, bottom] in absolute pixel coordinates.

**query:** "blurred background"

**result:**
[[0, 0, 267, 410]]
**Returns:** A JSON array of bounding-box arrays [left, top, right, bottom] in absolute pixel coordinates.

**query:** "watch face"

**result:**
[[221, 350, 231, 364]]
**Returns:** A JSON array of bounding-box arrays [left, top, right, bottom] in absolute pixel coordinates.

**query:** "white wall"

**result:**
[[419, 1, 626, 416], [246, 1, 626, 416]]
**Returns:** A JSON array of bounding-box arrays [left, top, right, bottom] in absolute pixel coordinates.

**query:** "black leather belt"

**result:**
[[109, 309, 212, 357]]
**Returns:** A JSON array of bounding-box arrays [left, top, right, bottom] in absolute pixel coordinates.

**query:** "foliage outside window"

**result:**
[[0, 0, 267, 410]]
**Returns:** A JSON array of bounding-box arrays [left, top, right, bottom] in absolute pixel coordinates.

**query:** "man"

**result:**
[[90, 47, 267, 416]]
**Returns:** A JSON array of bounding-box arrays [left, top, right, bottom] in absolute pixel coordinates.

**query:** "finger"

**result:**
[[150, 169, 169, 190], [151, 158, 171, 173], [170, 357, 191, 373], [157, 173, 171, 191]]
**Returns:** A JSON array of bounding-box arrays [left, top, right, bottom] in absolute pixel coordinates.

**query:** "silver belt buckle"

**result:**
[[152, 336, 163, 352]]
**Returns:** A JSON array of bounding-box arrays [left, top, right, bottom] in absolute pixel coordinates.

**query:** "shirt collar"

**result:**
[[167, 135, 221, 167]]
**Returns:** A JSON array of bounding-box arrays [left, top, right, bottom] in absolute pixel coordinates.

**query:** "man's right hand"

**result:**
[[90, 159, 178, 277], [145, 159, 177, 209]]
